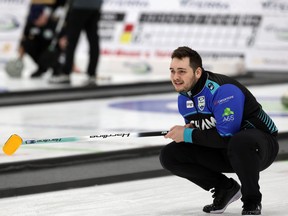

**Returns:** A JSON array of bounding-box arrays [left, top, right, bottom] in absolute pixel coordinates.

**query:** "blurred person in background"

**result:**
[[49, 0, 103, 86], [18, 0, 66, 78]]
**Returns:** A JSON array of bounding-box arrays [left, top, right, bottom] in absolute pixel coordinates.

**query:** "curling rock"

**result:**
[[5, 58, 24, 78], [281, 90, 288, 108]]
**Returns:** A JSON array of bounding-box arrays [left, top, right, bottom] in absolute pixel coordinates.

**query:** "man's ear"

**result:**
[[195, 67, 202, 78]]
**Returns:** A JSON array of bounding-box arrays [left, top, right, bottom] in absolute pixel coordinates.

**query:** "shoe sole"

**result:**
[[210, 189, 242, 214]]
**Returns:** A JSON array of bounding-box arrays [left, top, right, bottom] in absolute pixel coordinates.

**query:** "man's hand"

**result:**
[[185, 123, 195, 128], [164, 125, 185, 143]]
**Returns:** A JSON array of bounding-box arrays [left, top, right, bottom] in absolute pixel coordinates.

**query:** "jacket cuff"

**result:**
[[184, 128, 193, 143]]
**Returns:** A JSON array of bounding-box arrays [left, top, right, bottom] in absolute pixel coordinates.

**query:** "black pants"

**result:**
[[22, 38, 49, 72], [63, 8, 101, 76], [159, 129, 279, 204], [21, 20, 60, 73]]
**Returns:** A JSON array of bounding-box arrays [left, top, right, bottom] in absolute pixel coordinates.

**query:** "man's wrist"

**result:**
[[184, 128, 194, 143]]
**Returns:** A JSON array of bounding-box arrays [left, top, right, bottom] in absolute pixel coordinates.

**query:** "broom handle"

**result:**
[[50, 1, 70, 49], [23, 131, 169, 145]]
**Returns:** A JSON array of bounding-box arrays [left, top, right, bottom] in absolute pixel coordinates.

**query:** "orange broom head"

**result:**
[[2, 134, 23, 156]]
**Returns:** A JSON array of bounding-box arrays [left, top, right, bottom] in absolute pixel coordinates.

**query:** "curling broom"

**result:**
[[2, 131, 169, 156]]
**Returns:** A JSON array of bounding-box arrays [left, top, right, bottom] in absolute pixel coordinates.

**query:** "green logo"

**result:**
[[222, 108, 234, 117]]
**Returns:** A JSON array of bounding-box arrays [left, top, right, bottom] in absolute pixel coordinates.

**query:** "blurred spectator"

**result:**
[[49, 0, 103, 86], [18, 0, 66, 78]]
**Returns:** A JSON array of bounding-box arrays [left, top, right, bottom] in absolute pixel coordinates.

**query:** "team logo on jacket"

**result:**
[[197, 96, 205, 111], [208, 82, 214, 90], [222, 107, 234, 122], [186, 100, 194, 108]]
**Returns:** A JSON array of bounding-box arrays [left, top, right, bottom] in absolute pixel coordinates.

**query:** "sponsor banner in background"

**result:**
[[94, 0, 288, 75], [0, 0, 287, 75], [254, 16, 288, 49], [0, 0, 30, 62]]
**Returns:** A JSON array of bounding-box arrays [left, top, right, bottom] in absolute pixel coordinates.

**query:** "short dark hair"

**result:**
[[171, 46, 202, 71]]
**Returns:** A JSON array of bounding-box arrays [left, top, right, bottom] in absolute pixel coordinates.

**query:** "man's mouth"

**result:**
[[173, 81, 183, 86]]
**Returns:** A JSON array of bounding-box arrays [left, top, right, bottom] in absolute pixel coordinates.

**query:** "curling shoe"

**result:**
[[203, 178, 241, 214], [49, 74, 70, 84], [31, 69, 46, 78], [242, 203, 262, 215], [83, 76, 97, 87]]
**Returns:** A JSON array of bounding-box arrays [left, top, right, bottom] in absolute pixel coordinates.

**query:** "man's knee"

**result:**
[[159, 142, 178, 170], [228, 131, 259, 157]]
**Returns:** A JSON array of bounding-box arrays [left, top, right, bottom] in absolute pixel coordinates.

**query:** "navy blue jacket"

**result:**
[[179, 70, 278, 148]]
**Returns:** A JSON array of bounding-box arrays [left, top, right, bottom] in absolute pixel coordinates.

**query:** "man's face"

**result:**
[[169, 57, 200, 92]]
